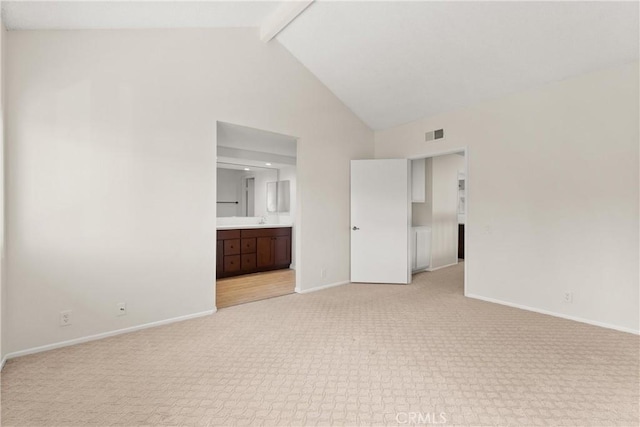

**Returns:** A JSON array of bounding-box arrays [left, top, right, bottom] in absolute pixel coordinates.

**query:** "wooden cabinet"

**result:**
[[216, 240, 224, 273], [217, 227, 292, 278], [273, 236, 291, 266], [256, 237, 273, 267], [411, 158, 426, 202]]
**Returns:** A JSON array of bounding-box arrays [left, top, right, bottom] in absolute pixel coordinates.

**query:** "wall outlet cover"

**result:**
[[60, 310, 72, 327]]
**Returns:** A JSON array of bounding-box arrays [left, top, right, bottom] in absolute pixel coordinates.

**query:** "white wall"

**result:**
[[376, 62, 639, 333], [278, 165, 296, 221], [5, 28, 373, 355], [278, 165, 297, 268], [0, 20, 6, 364], [430, 154, 464, 269]]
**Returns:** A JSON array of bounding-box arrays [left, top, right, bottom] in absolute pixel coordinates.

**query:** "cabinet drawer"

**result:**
[[241, 254, 256, 270], [241, 238, 256, 254], [241, 227, 291, 238], [224, 239, 241, 255], [224, 255, 241, 272], [217, 230, 240, 240]]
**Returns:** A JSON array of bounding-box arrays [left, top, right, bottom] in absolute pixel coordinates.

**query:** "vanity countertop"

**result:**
[[216, 224, 292, 230]]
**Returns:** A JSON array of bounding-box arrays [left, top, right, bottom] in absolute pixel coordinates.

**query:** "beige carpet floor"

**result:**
[[1, 263, 638, 426]]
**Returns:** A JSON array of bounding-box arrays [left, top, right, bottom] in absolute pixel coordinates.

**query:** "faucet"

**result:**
[[259, 216, 268, 225]]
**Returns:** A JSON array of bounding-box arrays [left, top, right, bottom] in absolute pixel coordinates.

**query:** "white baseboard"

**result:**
[[0, 355, 6, 371], [3, 309, 217, 363], [427, 262, 458, 272], [295, 280, 349, 294], [466, 293, 639, 335]]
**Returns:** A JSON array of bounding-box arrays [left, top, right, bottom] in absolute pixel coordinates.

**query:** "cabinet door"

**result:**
[[273, 235, 291, 266], [256, 237, 274, 268], [411, 158, 426, 202], [217, 240, 224, 274]]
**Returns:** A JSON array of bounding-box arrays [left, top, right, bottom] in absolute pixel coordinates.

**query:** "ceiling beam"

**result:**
[[260, 0, 314, 43]]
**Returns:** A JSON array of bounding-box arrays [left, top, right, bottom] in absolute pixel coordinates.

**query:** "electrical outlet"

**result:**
[[60, 310, 72, 327], [117, 302, 127, 316], [563, 292, 573, 303], [320, 268, 327, 279]]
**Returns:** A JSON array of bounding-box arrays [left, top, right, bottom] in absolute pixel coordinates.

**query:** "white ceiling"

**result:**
[[2, 1, 639, 131], [1, 1, 280, 30], [277, 1, 640, 130]]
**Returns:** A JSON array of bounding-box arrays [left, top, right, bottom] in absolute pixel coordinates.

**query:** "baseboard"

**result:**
[[427, 262, 458, 272], [3, 309, 217, 362], [295, 280, 349, 294], [466, 293, 639, 335], [0, 355, 6, 371]]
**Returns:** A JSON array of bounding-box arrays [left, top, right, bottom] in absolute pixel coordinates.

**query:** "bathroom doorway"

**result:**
[[215, 121, 298, 308]]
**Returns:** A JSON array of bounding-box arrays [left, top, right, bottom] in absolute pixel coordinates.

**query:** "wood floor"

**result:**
[[216, 269, 296, 309]]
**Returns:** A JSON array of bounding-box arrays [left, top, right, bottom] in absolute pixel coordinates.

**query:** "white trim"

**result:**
[[260, 0, 315, 42], [295, 280, 349, 294], [407, 146, 468, 161], [3, 309, 216, 361], [427, 261, 458, 272], [0, 356, 6, 371], [467, 293, 639, 335]]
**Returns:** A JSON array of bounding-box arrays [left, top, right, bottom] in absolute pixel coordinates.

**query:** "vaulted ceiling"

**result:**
[[2, 1, 638, 131]]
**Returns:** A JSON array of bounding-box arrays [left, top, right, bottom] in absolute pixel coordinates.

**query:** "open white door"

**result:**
[[351, 159, 411, 284]]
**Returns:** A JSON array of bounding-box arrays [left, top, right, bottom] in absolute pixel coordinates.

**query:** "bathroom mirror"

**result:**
[[266, 180, 291, 213], [217, 163, 278, 217]]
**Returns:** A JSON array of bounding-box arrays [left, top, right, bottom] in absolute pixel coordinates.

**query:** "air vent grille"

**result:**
[[425, 129, 444, 142]]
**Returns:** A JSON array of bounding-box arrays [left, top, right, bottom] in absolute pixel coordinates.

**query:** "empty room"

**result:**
[[0, 1, 638, 426]]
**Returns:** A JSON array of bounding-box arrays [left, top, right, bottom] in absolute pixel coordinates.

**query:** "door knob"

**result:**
[[352, 226, 360, 231]]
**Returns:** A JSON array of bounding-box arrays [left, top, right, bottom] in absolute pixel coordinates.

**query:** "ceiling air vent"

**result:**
[[425, 129, 444, 142]]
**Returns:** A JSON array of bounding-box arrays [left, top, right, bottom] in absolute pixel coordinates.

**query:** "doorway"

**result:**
[[215, 121, 298, 308], [349, 148, 468, 294], [410, 149, 467, 294]]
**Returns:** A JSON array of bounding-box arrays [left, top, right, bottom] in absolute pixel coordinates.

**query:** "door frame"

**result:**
[[213, 120, 301, 311], [243, 176, 256, 217], [407, 146, 469, 297]]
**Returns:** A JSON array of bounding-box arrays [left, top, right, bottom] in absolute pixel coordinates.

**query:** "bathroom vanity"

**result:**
[[216, 225, 292, 279]]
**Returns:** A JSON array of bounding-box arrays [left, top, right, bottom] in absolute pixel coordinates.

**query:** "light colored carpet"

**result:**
[[1, 263, 638, 426]]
